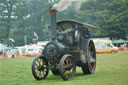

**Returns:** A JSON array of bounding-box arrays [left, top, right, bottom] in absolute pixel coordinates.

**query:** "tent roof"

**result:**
[[0, 43, 7, 50], [113, 39, 128, 44]]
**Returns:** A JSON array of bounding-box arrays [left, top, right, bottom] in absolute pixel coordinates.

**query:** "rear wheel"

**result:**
[[59, 54, 76, 80], [81, 38, 96, 74], [32, 56, 49, 80]]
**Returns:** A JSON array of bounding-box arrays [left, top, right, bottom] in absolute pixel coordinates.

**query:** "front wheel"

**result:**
[[32, 56, 49, 80], [59, 54, 76, 80]]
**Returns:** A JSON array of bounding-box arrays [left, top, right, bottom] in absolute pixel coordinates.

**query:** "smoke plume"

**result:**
[[52, 0, 88, 11]]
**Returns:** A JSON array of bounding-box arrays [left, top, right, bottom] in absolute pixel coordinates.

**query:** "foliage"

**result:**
[[0, 0, 128, 46], [0, 0, 52, 46], [77, 0, 128, 39]]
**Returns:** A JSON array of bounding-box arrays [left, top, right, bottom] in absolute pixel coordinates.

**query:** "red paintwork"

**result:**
[[49, 10, 56, 14]]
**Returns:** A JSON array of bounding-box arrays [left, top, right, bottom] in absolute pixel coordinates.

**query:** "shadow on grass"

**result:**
[[39, 72, 97, 81]]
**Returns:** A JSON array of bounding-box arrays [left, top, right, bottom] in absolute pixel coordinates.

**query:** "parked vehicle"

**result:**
[[21, 45, 43, 56], [95, 43, 118, 53], [93, 38, 118, 53]]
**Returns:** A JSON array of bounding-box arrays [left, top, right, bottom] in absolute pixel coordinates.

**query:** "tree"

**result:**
[[0, 0, 128, 46], [76, 0, 128, 39], [0, 0, 18, 44]]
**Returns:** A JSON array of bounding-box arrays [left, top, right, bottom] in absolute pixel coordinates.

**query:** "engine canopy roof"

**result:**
[[56, 20, 95, 31]]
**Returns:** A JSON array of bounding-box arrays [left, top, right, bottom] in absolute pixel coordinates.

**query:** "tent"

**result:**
[[113, 39, 128, 47], [113, 39, 128, 44], [0, 43, 7, 51]]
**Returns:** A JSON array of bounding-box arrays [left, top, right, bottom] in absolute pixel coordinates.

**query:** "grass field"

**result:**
[[0, 52, 128, 85]]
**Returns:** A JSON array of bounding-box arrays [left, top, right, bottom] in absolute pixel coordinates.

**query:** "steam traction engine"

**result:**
[[31, 9, 96, 81]]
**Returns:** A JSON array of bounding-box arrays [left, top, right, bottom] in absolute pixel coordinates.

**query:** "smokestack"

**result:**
[[49, 7, 57, 40]]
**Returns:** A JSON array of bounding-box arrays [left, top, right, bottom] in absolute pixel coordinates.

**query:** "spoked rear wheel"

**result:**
[[32, 56, 49, 80], [59, 54, 76, 80], [81, 39, 96, 74]]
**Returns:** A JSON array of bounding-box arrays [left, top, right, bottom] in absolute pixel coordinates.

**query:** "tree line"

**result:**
[[0, 0, 128, 46]]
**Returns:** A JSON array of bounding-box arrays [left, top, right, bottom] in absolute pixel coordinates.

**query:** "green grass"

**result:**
[[0, 52, 128, 85]]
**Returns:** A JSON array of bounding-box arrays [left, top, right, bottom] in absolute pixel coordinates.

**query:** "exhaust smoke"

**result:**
[[52, 0, 88, 12]]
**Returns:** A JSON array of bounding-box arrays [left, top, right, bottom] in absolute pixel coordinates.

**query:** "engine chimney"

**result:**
[[49, 7, 57, 40]]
